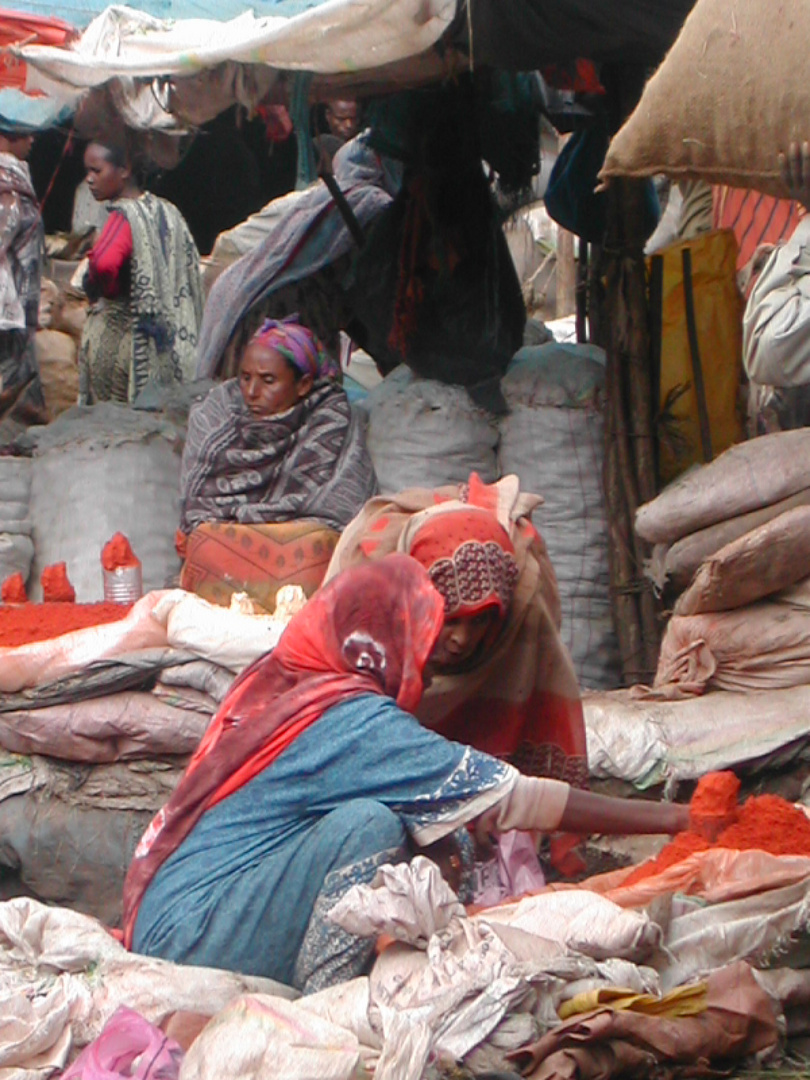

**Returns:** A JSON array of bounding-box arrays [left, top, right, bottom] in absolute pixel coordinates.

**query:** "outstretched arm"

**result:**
[[475, 776, 689, 844], [559, 786, 688, 836]]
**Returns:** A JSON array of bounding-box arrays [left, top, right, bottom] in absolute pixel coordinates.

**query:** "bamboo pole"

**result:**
[[599, 65, 662, 686], [602, 178, 661, 684]]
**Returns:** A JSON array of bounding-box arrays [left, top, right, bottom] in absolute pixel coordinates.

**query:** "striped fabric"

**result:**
[[713, 185, 805, 274]]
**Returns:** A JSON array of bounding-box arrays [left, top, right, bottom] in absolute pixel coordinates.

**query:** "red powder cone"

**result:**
[[41, 562, 76, 603], [1, 572, 28, 604]]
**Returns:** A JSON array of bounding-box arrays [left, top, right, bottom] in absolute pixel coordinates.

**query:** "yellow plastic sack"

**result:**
[[559, 982, 707, 1021], [652, 229, 744, 483]]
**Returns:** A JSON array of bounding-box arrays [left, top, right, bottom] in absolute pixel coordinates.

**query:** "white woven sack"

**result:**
[[362, 367, 499, 494], [499, 345, 620, 689], [0, 457, 31, 504], [29, 404, 182, 602], [0, 532, 34, 585]]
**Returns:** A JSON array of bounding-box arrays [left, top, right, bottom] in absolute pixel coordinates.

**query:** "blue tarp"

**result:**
[[0, 87, 72, 131]]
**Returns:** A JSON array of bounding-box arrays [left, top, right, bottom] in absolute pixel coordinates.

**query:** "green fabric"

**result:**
[[78, 296, 131, 404]]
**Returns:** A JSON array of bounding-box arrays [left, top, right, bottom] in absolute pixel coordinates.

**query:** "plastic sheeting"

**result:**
[[584, 684, 810, 789], [329, 858, 664, 1080], [0, 691, 208, 761], [0, 588, 284, 693], [151, 589, 293, 672], [18, 0, 455, 90], [0, 897, 295, 1072]]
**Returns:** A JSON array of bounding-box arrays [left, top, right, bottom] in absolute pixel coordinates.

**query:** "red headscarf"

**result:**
[[123, 554, 444, 946], [406, 508, 519, 620]]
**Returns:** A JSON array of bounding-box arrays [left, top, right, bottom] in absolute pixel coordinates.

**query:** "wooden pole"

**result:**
[[576, 238, 588, 343], [556, 226, 576, 318], [600, 66, 662, 685]]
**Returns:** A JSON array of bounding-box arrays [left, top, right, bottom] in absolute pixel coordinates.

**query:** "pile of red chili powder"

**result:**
[[624, 771, 810, 885], [0, 559, 130, 647]]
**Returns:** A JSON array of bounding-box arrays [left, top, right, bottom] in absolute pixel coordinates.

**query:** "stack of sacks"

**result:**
[[0, 588, 304, 923], [0, 457, 34, 587], [637, 430, 810, 697], [0, 588, 305, 747]]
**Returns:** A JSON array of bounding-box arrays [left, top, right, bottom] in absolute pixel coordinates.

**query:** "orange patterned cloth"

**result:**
[[180, 520, 339, 613]]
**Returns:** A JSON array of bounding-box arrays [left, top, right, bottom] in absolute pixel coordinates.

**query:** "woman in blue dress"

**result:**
[[124, 553, 688, 993]]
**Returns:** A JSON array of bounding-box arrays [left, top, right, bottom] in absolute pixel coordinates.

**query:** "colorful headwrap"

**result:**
[[405, 507, 519, 619], [249, 315, 339, 381]]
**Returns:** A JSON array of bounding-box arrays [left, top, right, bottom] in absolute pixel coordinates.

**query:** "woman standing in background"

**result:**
[[78, 136, 203, 405]]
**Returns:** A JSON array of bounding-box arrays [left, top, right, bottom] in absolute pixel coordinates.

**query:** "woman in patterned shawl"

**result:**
[[0, 129, 45, 415], [179, 316, 377, 536], [176, 316, 377, 612], [124, 554, 687, 992], [78, 137, 203, 404]]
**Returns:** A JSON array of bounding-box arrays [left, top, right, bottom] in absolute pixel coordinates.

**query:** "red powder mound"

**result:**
[[102, 532, 140, 572], [41, 562, 76, 603], [691, 770, 740, 817], [623, 831, 711, 886], [624, 790, 810, 886], [690, 770, 741, 840], [1, 573, 28, 604], [720, 794, 810, 856], [0, 602, 131, 647]]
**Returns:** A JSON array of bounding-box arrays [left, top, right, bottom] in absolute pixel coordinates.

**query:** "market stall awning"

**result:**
[[0, 7, 74, 91], [0, 0, 359, 29], [17, 0, 456, 91], [0, 9, 75, 129]]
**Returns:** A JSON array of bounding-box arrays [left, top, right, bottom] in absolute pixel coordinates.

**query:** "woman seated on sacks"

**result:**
[[78, 135, 203, 405], [177, 316, 377, 612], [124, 554, 688, 993], [325, 471, 588, 875]]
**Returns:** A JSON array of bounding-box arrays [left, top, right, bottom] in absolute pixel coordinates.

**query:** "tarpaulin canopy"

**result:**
[[0, 9, 75, 130], [17, 1, 456, 90], [0, 0, 352, 29], [0, 8, 74, 91], [0, 8, 73, 47]]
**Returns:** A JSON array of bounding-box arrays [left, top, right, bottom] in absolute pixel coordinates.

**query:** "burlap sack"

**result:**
[[600, 0, 810, 198], [35, 330, 78, 418], [662, 486, 810, 592], [635, 429, 810, 545], [674, 506, 810, 615], [654, 578, 810, 696]]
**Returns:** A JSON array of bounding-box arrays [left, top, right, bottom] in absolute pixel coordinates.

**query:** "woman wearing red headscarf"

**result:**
[[124, 554, 687, 993], [325, 472, 589, 874]]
